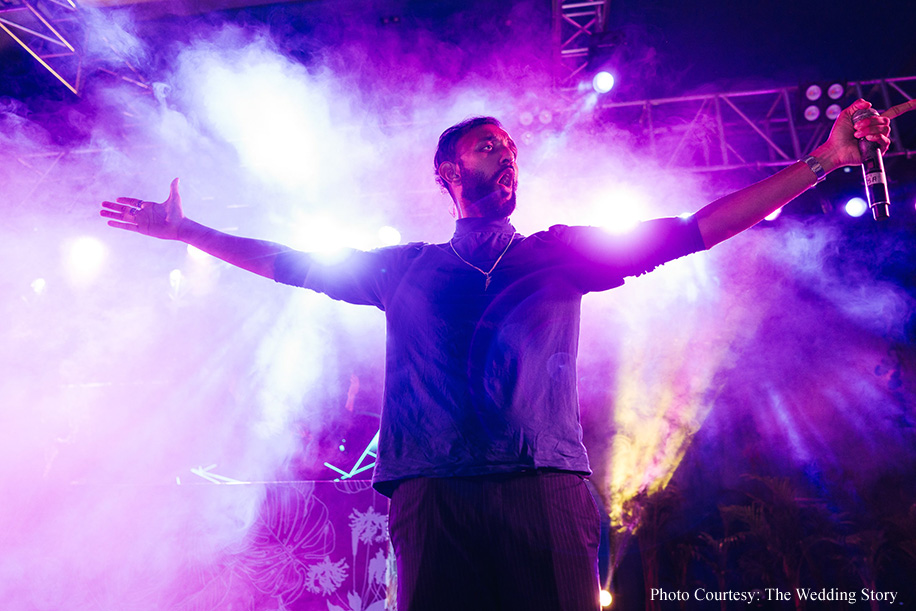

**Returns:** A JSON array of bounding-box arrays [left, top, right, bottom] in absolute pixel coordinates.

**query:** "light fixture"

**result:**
[[799, 80, 848, 123], [844, 197, 868, 218], [592, 71, 615, 94]]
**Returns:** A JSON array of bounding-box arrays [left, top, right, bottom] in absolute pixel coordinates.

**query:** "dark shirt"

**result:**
[[274, 216, 706, 496]]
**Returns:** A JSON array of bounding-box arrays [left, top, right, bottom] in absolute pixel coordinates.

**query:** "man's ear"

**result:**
[[437, 161, 460, 186]]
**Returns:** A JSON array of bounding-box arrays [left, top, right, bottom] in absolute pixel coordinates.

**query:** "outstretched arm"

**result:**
[[694, 98, 909, 248], [100, 178, 285, 280]]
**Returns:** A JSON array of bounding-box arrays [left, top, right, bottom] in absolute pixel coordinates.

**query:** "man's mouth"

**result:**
[[497, 170, 514, 188]]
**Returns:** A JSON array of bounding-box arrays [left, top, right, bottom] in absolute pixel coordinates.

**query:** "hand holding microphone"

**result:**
[[852, 106, 890, 220], [852, 99, 916, 221]]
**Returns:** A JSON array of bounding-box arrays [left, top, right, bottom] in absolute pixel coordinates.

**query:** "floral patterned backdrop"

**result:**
[[169, 480, 392, 611]]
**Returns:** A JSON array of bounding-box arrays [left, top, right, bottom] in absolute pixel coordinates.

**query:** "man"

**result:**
[[102, 99, 894, 610]]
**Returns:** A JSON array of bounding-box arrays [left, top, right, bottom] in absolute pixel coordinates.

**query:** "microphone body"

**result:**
[[852, 107, 890, 220]]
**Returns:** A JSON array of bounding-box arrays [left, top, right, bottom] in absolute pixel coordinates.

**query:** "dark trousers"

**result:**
[[388, 471, 601, 611]]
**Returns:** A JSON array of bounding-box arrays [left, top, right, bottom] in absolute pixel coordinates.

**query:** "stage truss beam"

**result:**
[[596, 76, 916, 172], [552, 0, 611, 90], [13, 75, 916, 206], [1, 0, 151, 95], [0, 0, 82, 94]]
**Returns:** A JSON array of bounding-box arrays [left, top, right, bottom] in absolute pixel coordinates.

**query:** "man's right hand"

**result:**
[[101, 178, 185, 241]]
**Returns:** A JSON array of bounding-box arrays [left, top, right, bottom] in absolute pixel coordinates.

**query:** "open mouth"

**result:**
[[497, 171, 514, 188]]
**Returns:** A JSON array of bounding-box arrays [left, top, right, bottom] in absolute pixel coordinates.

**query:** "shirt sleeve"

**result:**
[[273, 245, 419, 310], [548, 216, 707, 292]]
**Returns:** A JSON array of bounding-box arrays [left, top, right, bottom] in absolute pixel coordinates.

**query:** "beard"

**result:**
[[459, 164, 517, 218]]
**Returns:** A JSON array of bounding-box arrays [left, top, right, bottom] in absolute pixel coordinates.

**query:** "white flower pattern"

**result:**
[[306, 556, 349, 595]]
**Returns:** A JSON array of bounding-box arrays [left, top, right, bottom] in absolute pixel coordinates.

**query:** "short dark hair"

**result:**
[[434, 116, 503, 196]]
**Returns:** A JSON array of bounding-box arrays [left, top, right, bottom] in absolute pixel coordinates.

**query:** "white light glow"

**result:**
[[291, 215, 376, 264], [764, 208, 782, 222], [378, 225, 401, 246], [31, 278, 47, 295], [592, 71, 616, 94], [187, 244, 212, 262], [590, 184, 649, 234], [206, 74, 316, 186], [169, 268, 183, 293], [188, 47, 347, 196], [600, 589, 613, 607], [845, 197, 868, 218], [63, 236, 108, 286]]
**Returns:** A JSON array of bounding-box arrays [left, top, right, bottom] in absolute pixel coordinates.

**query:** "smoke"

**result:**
[[1, 0, 914, 606]]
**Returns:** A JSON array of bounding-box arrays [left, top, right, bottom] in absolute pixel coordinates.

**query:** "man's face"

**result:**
[[453, 124, 518, 218]]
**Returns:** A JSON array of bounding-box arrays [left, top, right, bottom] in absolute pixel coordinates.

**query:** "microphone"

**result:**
[[851, 107, 890, 221]]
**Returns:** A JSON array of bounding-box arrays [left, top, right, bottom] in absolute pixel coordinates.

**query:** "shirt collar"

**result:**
[[453, 216, 515, 238]]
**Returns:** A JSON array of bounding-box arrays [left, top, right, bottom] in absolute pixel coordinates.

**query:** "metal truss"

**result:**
[[595, 76, 916, 173], [324, 430, 379, 481], [552, 0, 611, 89], [1, 0, 151, 95], [0, 0, 83, 94]]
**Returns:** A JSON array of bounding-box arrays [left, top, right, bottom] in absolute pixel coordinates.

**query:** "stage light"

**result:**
[[64, 236, 107, 286], [378, 225, 401, 246], [519, 111, 534, 126], [169, 269, 183, 299], [799, 80, 847, 123], [764, 208, 782, 222], [31, 278, 47, 295], [600, 589, 613, 607], [591, 184, 648, 234], [187, 244, 212, 262], [845, 197, 868, 218], [803, 106, 820, 122], [291, 215, 375, 264], [592, 71, 615, 94]]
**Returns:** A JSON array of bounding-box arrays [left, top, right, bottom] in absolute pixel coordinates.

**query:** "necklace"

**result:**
[[449, 234, 515, 291]]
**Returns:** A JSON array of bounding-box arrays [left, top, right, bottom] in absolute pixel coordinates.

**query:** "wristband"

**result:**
[[801, 155, 826, 184]]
